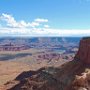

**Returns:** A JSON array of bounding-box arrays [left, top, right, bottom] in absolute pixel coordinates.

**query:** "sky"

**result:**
[[0, 0, 90, 37]]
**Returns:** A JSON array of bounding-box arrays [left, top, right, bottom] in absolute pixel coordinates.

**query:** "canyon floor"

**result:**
[[0, 48, 69, 87]]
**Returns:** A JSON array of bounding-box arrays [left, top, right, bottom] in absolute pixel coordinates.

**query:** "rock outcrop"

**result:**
[[75, 37, 90, 64], [66, 68, 90, 90], [3, 61, 85, 90]]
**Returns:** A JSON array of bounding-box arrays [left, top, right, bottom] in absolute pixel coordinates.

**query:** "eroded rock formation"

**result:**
[[75, 37, 90, 64], [0, 43, 29, 51]]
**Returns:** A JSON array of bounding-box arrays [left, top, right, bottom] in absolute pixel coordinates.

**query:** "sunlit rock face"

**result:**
[[75, 37, 90, 64]]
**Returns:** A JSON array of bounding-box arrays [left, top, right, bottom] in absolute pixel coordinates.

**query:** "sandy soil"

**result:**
[[0, 61, 30, 85]]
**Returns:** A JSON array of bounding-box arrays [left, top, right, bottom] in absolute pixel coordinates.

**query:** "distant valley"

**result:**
[[0, 37, 81, 88]]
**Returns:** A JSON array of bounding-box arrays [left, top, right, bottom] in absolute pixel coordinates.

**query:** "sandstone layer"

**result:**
[[75, 37, 90, 64]]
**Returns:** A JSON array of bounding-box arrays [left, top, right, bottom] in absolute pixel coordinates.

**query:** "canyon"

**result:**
[[0, 37, 90, 90]]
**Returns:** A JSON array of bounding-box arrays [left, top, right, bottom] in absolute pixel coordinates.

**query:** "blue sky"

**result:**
[[0, 0, 90, 37]]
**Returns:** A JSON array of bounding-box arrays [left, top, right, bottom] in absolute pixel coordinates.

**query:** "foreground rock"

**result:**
[[2, 60, 86, 90]]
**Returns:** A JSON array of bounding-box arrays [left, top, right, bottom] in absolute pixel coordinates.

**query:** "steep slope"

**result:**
[[75, 37, 90, 64]]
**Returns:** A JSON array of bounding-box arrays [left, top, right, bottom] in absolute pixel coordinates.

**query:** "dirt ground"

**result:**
[[0, 61, 31, 85]]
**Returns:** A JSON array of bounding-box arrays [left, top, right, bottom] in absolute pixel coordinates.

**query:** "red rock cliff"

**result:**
[[75, 37, 90, 64]]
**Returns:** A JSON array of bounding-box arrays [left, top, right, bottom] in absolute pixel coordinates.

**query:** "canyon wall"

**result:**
[[75, 37, 90, 64]]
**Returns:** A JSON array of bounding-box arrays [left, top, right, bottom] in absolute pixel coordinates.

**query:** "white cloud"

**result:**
[[0, 13, 48, 28], [0, 13, 90, 37], [35, 18, 48, 23], [44, 25, 50, 28], [0, 27, 90, 37], [0, 13, 18, 27], [30, 22, 40, 27]]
